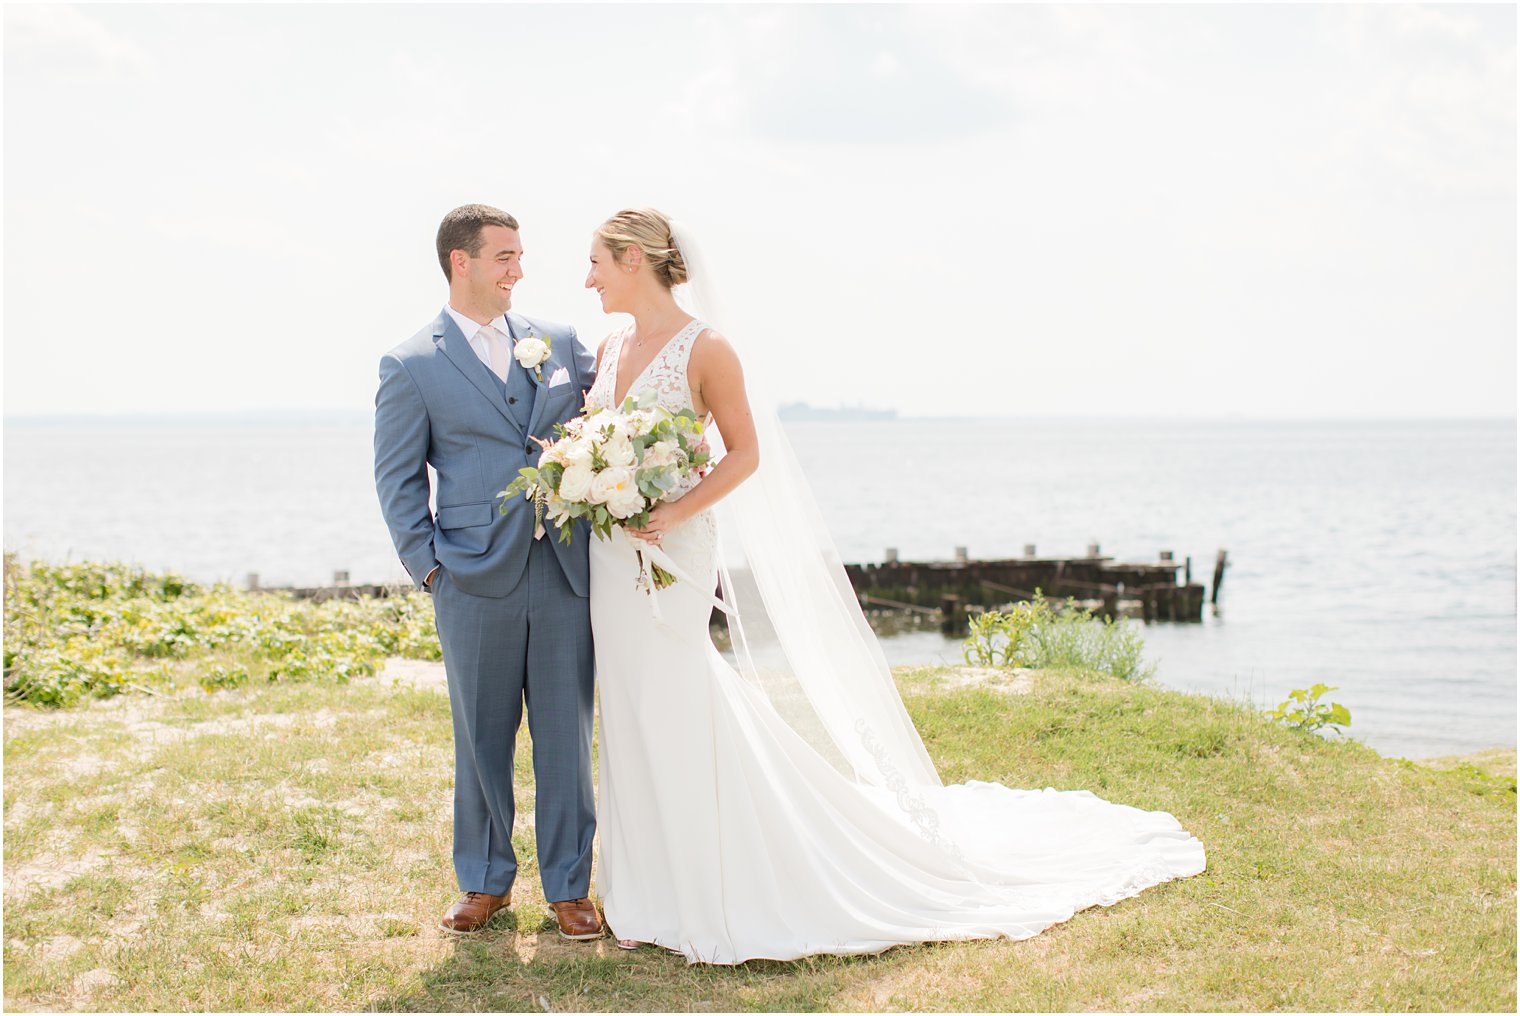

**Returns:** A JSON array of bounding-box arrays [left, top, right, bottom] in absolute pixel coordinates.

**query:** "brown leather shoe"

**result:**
[[548, 897, 603, 940], [439, 891, 510, 933]]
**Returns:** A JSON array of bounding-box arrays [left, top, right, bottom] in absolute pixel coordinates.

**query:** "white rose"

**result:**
[[603, 433, 636, 467], [513, 337, 550, 369], [558, 463, 594, 503], [642, 439, 679, 468], [563, 438, 594, 471], [539, 439, 568, 467], [591, 467, 644, 519]]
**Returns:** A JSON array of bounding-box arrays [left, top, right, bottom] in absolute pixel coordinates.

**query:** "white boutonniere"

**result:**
[[513, 333, 552, 382]]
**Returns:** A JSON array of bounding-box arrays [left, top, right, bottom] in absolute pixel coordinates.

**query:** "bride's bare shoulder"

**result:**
[[689, 327, 746, 390], [691, 326, 739, 363]]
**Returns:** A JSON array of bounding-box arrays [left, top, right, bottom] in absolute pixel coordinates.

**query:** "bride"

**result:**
[[581, 207, 1205, 964]]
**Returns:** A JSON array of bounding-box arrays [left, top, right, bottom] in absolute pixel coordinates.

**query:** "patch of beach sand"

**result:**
[[1416, 747, 1516, 780], [372, 658, 1030, 698], [3, 689, 348, 744], [376, 658, 447, 694], [4, 849, 116, 905], [73, 968, 123, 993], [932, 667, 1034, 695], [374, 658, 1030, 698]]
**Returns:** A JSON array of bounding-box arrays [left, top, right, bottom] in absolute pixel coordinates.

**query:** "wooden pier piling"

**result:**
[[842, 545, 1211, 625], [939, 593, 965, 634], [257, 544, 1223, 628]]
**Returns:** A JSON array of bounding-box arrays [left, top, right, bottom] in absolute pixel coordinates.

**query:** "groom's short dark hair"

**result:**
[[437, 204, 520, 281]]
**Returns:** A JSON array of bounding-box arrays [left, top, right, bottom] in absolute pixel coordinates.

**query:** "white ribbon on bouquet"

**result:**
[[633, 542, 735, 625]]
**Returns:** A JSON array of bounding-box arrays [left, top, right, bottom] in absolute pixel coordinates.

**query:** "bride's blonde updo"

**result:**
[[597, 207, 689, 288]]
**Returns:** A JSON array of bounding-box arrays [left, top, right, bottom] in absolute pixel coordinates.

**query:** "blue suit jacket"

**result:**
[[374, 309, 597, 598]]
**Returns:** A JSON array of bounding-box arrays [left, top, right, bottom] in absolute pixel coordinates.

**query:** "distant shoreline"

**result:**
[[778, 401, 898, 421], [5, 410, 1516, 427]]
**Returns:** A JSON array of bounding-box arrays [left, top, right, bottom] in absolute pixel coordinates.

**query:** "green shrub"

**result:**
[[3, 556, 441, 706], [198, 664, 251, 693], [962, 590, 1155, 682], [1266, 683, 1351, 736]]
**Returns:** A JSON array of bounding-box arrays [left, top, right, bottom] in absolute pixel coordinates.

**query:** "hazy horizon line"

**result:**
[[4, 409, 1516, 426]]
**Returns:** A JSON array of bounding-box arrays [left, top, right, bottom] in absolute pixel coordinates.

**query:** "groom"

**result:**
[[374, 204, 601, 939]]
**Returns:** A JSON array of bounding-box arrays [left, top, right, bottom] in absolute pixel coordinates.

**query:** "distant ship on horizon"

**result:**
[[777, 402, 899, 422]]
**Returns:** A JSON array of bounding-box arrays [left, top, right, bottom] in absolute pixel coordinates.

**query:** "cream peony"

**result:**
[[562, 438, 594, 471], [538, 439, 568, 467], [605, 415, 632, 442], [641, 439, 680, 469], [603, 433, 636, 467], [591, 467, 644, 519], [558, 463, 595, 503]]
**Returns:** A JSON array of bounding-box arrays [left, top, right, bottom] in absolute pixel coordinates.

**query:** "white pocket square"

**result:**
[[548, 367, 571, 388]]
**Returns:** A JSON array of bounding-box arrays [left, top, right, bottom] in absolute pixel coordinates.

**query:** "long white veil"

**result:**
[[610, 218, 1205, 944], [668, 221, 946, 812]]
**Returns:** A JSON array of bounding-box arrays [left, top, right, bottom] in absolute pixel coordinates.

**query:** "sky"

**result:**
[[3, 1, 1516, 419]]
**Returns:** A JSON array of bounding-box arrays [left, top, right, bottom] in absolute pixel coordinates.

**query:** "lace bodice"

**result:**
[[586, 319, 706, 416], [586, 318, 710, 503]]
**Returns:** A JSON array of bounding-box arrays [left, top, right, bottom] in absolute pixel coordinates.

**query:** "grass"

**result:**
[[3, 663, 1514, 1012]]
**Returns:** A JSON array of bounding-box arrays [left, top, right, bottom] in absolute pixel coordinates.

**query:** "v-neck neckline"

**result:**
[[611, 318, 700, 407]]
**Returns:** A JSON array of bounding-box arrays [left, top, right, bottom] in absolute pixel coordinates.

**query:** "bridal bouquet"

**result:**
[[499, 392, 711, 588]]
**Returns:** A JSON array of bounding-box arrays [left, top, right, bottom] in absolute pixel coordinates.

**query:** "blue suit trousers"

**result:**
[[431, 536, 596, 902]]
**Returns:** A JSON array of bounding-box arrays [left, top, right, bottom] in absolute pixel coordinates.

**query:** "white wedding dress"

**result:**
[[587, 319, 1205, 965]]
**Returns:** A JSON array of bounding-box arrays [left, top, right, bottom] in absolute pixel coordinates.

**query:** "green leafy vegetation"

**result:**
[[3, 557, 440, 707], [1266, 682, 1352, 736], [3, 559, 1513, 1011], [962, 590, 1155, 682]]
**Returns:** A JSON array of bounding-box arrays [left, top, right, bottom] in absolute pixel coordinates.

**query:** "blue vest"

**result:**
[[485, 356, 536, 430]]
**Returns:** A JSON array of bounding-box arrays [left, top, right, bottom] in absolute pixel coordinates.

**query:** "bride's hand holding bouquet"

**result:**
[[499, 390, 711, 588]]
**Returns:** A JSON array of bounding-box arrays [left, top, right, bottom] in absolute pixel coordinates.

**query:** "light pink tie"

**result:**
[[477, 324, 512, 382]]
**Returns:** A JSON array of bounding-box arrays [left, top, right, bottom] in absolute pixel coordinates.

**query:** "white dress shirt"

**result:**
[[444, 305, 513, 374], [424, 307, 515, 586]]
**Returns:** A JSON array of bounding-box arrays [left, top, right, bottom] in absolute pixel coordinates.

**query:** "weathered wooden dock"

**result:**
[[846, 544, 1223, 631], [255, 544, 1228, 634], [246, 571, 395, 604]]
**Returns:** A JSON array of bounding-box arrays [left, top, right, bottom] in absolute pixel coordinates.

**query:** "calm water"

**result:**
[[5, 415, 1514, 759]]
